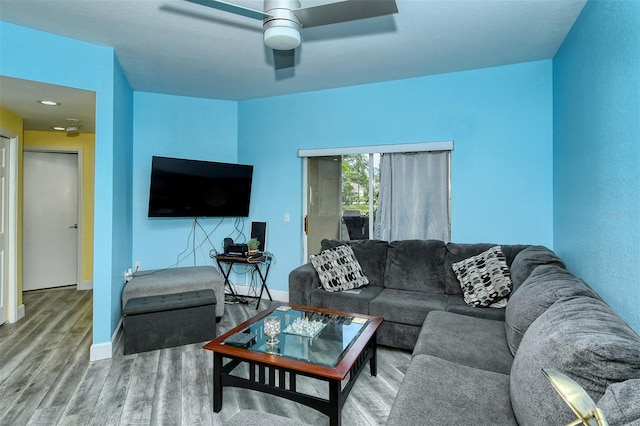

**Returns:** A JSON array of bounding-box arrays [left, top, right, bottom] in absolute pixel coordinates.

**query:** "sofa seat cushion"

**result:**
[[369, 289, 447, 326], [509, 245, 565, 291], [510, 296, 640, 426], [383, 239, 447, 293], [414, 311, 513, 374], [446, 296, 506, 321], [505, 264, 600, 355], [386, 354, 517, 426], [309, 284, 383, 315], [376, 321, 422, 350], [321, 239, 388, 287]]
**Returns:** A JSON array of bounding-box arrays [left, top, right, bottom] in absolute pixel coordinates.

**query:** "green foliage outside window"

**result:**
[[341, 154, 379, 216]]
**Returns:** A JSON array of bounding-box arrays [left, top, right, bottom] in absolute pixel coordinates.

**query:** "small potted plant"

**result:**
[[248, 238, 260, 255]]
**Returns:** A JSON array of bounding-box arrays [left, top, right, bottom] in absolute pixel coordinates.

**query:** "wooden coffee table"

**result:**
[[203, 303, 383, 426]]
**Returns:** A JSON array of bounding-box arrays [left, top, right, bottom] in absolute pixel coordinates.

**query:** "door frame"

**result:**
[[301, 159, 308, 262], [1, 129, 20, 323], [24, 146, 84, 291]]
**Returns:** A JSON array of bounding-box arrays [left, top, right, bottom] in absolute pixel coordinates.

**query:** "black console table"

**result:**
[[214, 254, 273, 309]]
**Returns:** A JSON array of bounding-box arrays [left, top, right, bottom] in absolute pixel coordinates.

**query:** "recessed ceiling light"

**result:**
[[38, 100, 61, 106], [53, 126, 66, 131]]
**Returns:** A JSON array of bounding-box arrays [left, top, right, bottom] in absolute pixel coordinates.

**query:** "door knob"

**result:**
[[69, 224, 78, 229]]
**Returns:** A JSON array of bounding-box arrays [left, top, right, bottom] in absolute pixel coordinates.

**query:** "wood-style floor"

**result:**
[[0, 287, 411, 425]]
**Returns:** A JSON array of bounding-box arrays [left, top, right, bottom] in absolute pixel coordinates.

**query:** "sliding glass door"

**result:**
[[306, 154, 379, 258], [301, 141, 452, 260], [306, 156, 342, 256]]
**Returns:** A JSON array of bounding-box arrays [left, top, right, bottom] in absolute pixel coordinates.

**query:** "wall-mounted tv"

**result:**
[[148, 156, 253, 218]]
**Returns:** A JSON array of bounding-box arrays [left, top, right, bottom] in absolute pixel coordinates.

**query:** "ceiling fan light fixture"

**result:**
[[264, 25, 301, 50], [263, 0, 302, 50], [185, 0, 398, 67]]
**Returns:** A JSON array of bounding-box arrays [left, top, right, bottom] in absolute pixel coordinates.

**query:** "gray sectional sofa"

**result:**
[[289, 239, 551, 350], [289, 239, 640, 424]]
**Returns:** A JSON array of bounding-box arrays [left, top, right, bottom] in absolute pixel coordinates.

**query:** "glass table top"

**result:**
[[225, 306, 370, 367]]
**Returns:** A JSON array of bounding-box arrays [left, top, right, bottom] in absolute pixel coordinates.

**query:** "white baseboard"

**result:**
[[9, 304, 25, 323], [229, 283, 289, 303], [77, 280, 93, 290], [111, 317, 123, 354], [89, 341, 111, 361], [90, 317, 123, 361]]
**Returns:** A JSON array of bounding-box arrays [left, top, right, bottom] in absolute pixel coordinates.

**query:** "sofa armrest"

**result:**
[[288, 263, 320, 305]]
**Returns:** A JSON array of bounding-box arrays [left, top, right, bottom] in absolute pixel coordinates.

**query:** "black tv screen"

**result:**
[[148, 156, 253, 218]]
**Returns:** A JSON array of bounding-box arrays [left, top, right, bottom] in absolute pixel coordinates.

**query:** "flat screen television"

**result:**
[[148, 156, 253, 218]]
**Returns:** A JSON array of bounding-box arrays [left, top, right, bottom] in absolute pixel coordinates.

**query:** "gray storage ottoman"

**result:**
[[122, 266, 225, 320], [123, 289, 216, 354]]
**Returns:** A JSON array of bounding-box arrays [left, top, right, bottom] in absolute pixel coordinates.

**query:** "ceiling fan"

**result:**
[[184, 0, 398, 69]]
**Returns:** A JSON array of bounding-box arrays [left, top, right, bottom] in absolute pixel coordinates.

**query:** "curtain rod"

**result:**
[[298, 140, 453, 157]]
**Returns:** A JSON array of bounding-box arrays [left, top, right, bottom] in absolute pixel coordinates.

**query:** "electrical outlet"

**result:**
[[124, 268, 133, 282], [284, 213, 290, 222], [135, 261, 141, 271]]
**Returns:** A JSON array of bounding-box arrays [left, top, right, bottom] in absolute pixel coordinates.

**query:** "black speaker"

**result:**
[[250, 221, 267, 252], [223, 238, 234, 253]]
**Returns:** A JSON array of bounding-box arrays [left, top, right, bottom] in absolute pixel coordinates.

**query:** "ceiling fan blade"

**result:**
[[184, 0, 270, 20], [273, 49, 295, 70], [294, 0, 397, 29]]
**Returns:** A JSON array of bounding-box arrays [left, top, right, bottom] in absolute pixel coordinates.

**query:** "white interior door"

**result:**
[[23, 151, 79, 291], [0, 136, 10, 324]]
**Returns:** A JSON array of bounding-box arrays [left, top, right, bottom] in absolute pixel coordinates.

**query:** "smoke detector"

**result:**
[[65, 118, 80, 135]]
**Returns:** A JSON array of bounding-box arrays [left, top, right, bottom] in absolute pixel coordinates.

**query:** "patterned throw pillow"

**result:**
[[310, 244, 369, 292], [451, 245, 512, 307]]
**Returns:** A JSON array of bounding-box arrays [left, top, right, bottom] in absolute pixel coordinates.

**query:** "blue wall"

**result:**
[[8, 0, 638, 345], [111, 59, 134, 335], [239, 60, 554, 292], [0, 22, 134, 347], [131, 92, 240, 270], [553, 0, 640, 332]]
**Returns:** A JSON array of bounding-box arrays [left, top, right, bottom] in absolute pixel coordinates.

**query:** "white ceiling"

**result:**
[[0, 76, 96, 133], [0, 0, 586, 131]]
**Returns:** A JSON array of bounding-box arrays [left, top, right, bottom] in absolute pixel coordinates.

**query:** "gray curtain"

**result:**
[[373, 151, 450, 241]]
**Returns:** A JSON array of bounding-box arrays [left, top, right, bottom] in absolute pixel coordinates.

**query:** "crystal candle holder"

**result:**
[[263, 316, 281, 345]]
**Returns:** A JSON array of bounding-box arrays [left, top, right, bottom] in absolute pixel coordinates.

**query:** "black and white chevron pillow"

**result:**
[[310, 244, 369, 292], [452, 245, 512, 307]]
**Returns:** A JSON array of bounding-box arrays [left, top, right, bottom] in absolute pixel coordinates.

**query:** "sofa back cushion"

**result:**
[[509, 245, 566, 292], [321, 239, 388, 287], [504, 264, 600, 356], [444, 243, 528, 295], [510, 296, 640, 426], [383, 240, 446, 293]]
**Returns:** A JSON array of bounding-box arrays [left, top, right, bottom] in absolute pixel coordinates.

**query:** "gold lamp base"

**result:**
[[542, 368, 609, 426]]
